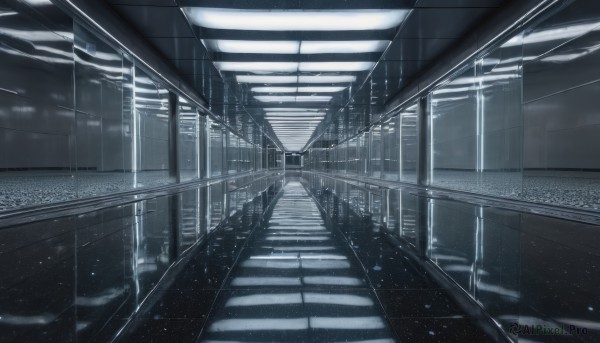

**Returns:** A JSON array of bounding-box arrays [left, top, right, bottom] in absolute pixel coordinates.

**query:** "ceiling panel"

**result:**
[[149, 37, 209, 60], [399, 8, 493, 39], [105, 0, 510, 151], [112, 5, 194, 38], [384, 38, 455, 61]]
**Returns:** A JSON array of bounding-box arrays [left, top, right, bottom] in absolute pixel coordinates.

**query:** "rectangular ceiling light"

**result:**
[[204, 40, 299, 54], [184, 8, 409, 31], [265, 112, 325, 118], [300, 62, 375, 72], [297, 86, 345, 93], [263, 108, 324, 111], [237, 75, 298, 83], [252, 87, 297, 93], [298, 75, 357, 83], [296, 96, 332, 102], [270, 123, 321, 125], [215, 62, 298, 72], [300, 41, 389, 54], [255, 95, 296, 102], [252, 86, 346, 93], [255, 95, 332, 102]]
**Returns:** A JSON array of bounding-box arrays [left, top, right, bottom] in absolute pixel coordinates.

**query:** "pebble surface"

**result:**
[[0, 171, 174, 211], [430, 170, 600, 211]]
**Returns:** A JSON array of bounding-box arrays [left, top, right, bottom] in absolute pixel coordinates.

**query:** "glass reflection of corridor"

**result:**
[[199, 181, 396, 342]]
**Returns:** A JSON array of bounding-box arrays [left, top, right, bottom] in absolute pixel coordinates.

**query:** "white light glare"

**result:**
[[300, 62, 375, 72], [255, 95, 332, 103], [237, 75, 298, 83], [252, 86, 346, 93], [298, 75, 357, 83], [203, 39, 389, 54], [184, 8, 409, 31], [263, 108, 324, 112], [215, 62, 298, 72], [252, 87, 297, 93], [204, 40, 299, 54], [301, 40, 389, 54]]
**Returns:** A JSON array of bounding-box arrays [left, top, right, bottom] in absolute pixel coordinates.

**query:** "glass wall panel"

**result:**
[[369, 125, 382, 178], [209, 119, 224, 177], [227, 132, 239, 175], [74, 23, 129, 197], [399, 102, 418, 184], [382, 116, 400, 181], [520, 0, 600, 210], [347, 137, 358, 175], [478, 39, 523, 198], [358, 133, 369, 177], [134, 67, 173, 188], [428, 66, 478, 189], [177, 97, 199, 182], [0, 2, 76, 210]]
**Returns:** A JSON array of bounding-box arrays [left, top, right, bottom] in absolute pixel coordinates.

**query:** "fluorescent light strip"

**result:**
[[255, 95, 332, 102], [237, 75, 298, 83], [298, 86, 345, 92], [263, 108, 324, 111], [215, 62, 298, 72], [301, 40, 389, 54], [269, 120, 321, 128], [204, 39, 299, 54], [298, 75, 356, 83], [184, 8, 409, 31], [204, 39, 389, 54], [252, 87, 297, 93], [300, 62, 375, 72], [268, 119, 324, 122], [252, 86, 346, 93], [265, 112, 326, 116]]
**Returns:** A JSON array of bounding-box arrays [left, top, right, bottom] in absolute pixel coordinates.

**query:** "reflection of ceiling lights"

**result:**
[[184, 8, 409, 31]]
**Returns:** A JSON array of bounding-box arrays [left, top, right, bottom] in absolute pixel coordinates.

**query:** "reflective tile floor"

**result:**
[[118, 180, 494, 342]]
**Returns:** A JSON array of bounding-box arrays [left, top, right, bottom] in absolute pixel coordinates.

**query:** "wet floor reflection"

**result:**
[[305, 172, 600, 342], [0, 174, 283, 342], [4, 173, 595, 342], [199, 181, 397, 342]]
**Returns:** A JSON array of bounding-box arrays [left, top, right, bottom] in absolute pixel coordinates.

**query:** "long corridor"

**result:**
[[4, 0, 600, 342]]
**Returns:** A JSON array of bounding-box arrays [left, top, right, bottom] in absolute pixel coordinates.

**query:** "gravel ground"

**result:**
[[0, 171, 175, 211], [430, 170, 600, 211]]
